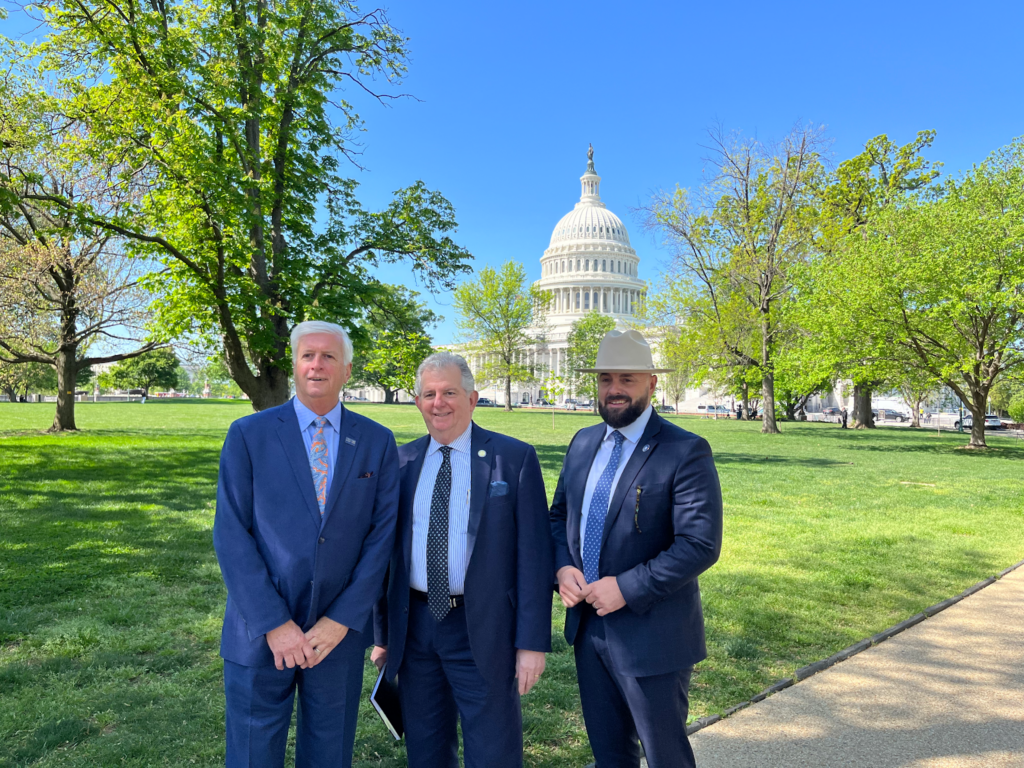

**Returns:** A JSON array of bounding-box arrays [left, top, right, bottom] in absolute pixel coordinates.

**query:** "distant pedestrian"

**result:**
[[841, 407, 848, 429], [735, 404, 742, 420]]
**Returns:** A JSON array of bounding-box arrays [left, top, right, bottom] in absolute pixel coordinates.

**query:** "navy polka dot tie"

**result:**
[[427, 446, 453, 622], [582, 431, 625, 584]]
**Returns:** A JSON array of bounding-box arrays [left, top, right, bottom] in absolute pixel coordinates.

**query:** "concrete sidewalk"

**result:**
[[689, 565, 1024, 767]]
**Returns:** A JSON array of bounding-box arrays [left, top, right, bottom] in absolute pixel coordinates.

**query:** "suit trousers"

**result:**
[[398, 598, 522, 768], [575, 607, 695, 768], [223, 635, 365, 768]]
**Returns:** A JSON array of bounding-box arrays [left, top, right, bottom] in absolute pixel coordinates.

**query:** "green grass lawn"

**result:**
[[1, 401, 1022, 767]]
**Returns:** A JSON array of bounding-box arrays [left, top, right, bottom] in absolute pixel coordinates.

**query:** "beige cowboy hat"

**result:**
[[576, 329, 675, 373]]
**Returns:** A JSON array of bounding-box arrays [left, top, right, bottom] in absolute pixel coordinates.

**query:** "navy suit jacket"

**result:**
[[374, 422, 554, 685], [550, 411, 723, 677], [214, 399, 399, 667]]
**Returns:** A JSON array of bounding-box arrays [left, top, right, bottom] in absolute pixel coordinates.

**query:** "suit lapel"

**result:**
[[601, 412, 663, 546], [467, 423, 492, 566], [276, 406, 323, 531], [321, 405, 359, 526], [568, 426, 605, 564], [401, 437, 429, 569]]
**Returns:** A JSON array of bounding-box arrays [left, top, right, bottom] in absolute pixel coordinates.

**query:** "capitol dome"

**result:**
[[534, 146, 644, 337]]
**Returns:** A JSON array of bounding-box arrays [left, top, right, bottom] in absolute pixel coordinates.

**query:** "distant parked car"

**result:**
[[877, 409, 908, 422], [563, 400, 578, 411], [476, 397, 495, 407], [658, 404, 676, 413], [952, 414, 1005, 430], [697, 404, 730, 415], [984, 414, 1003, 429]]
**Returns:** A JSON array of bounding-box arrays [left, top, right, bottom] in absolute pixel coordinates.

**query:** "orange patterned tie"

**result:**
[[309, 416, 329, 514]]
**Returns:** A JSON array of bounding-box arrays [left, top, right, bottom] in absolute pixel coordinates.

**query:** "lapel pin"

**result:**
[[345, 437, 356, 446], [478, 449, 487, 458], [642, 444, 650, 453]]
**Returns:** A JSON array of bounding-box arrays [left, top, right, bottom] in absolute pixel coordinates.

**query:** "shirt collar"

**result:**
[[428, 422, 473, 457], [604, 404, 654, 445], [293, 396, 343, 432]]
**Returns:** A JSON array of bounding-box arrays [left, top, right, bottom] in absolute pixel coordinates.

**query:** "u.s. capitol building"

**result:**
[[465, 146, 647, 405]]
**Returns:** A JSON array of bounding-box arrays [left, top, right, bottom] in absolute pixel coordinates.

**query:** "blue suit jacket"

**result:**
[[550, 411, 723, 677], [214, 399, 399, 667], [374, 422, 554, 685]]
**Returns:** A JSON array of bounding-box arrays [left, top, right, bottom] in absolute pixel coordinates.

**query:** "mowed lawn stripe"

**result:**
[[1, 402, 1021, 767]]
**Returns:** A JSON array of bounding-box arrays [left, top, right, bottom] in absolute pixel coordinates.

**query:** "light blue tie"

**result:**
[[582, 431, 625, 584]]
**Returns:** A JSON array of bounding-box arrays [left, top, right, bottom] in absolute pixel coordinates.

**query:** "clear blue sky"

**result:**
[[5, 0, 1023, 344]]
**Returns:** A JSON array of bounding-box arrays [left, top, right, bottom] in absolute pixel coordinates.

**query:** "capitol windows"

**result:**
[[602, 259, 607, 271], [575, 291, 580, 309], [585, 259, 589, 271], [576, 259, 581, 271]]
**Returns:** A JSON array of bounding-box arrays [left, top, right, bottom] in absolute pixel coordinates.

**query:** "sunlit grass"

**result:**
[[1, 401, 1022, 766]]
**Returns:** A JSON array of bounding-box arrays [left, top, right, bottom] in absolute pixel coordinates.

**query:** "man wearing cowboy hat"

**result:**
[[549, 329, 723, 768]]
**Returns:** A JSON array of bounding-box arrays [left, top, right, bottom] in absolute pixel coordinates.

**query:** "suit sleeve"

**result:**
[[213, 421, 292, 641], [616, 436, 723, 616], [548, 432, 579, 574], [324, 432, 400, 631], [372, 565, 389, 647], [515, 446, 554, 652]]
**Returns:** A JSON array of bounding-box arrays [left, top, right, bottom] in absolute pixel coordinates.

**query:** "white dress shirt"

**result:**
[[410, 423, 473, 594], [580, 405, 654, 551], [293, 397, 342, 501]]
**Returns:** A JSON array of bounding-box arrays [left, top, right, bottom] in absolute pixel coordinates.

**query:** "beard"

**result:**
[[598, 394, 649, 429]]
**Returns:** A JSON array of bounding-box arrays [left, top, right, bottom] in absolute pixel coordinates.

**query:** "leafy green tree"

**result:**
[[0, 361, 54, 402], [197, 356, 244, 398], [454, 261, 546, 412], [809, 132, 940, 428], [656, 332, 690, 411], [644, 125, 826, 434], [818, 140, 1024, 448], [564, 311, 616, 410], [1008, 394, 1024, 425], [100, 349, 182, 397], [0, 0, 470, 411], [349, 286, 438, 404]]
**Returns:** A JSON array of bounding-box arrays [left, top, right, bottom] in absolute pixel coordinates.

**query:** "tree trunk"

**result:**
[[761, 370, 780, 434], [741, 381, 750, 420], [383, 388, 395, 404], [909, 395, 922, 428], [51, 347, 78, 432], [504, 376, 512, 412], [247, 363, 292, 411], [2, 384, 16, 403], [965, 391, 989, 448], [853, 384, 874, 429], [785, 401, 797, 421]]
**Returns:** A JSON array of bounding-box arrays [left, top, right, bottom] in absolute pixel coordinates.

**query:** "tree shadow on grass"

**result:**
[[805, 426, 1024, 459], [0, 440, 222, 615]]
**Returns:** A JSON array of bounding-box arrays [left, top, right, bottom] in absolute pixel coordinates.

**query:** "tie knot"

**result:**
[[612, 430, 624, 446], [314, 416, 327, 429], [439, 445, 452, 459]]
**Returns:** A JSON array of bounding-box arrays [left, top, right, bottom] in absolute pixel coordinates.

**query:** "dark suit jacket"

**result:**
[[550, 411, 723, 677], [214, 399, 399, 667], [374, 422, 554, 685]]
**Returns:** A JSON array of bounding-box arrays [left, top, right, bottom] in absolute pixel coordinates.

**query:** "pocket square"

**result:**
[[359, 471, 374, 479], [488, 480, 509, 497]]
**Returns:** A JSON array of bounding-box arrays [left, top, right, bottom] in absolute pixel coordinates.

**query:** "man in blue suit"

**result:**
[[371, 351, 553, 768], [550, 330, 723, 768], [214, 320, 399, 768]]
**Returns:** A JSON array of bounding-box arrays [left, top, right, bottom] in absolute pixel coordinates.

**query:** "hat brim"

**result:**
[[576, 367, 675, 373]]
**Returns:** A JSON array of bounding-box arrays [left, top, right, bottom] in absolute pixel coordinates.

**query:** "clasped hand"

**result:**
[[556, 566, 626, 616], [266, 616, 349, 670]]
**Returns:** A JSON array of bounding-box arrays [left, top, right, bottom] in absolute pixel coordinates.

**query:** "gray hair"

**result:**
[[415, 351, 475, 396], [290, 321, 353, 366]]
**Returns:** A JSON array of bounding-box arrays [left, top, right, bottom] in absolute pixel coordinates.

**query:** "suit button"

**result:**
[[310, 580, 314, 586], [319, 537, 325, 544], [404, 607, 408, 614]]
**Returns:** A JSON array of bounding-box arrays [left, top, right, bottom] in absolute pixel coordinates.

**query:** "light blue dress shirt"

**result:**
[[293, 397, 342, 504], [410, 423, 473, 595], [580, 405, 654, 550]]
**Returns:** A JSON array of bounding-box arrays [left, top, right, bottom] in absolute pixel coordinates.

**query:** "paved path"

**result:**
[[689, 566, 1024, 767]]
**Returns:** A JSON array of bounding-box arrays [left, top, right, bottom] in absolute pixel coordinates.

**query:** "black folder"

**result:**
[[369, 664, 403, 740]]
